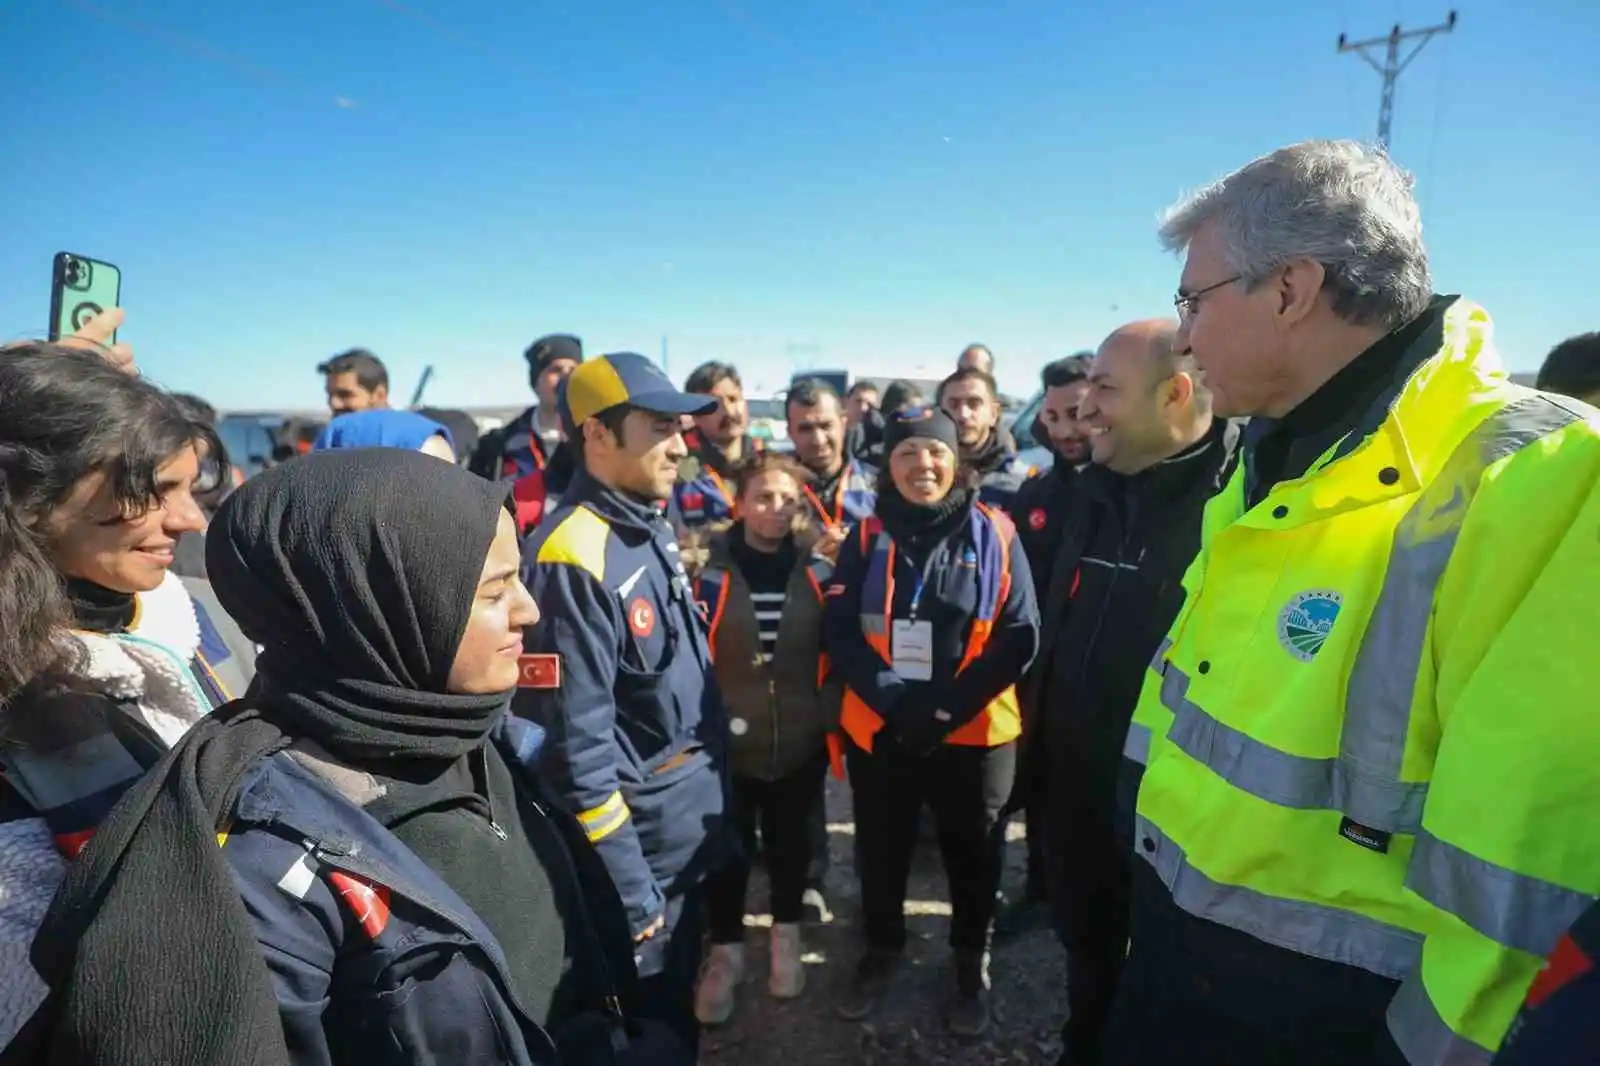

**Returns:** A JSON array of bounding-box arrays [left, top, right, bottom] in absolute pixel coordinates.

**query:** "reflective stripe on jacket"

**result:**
[[1125, 298, 1600, 1062], [838, 505, 1024, 752]]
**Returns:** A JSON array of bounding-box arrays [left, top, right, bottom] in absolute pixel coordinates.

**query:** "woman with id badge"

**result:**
[[821, 407, 1039, 1038]]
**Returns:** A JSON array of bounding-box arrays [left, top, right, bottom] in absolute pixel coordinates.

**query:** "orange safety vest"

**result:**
[[839, 503, 1022, 753]]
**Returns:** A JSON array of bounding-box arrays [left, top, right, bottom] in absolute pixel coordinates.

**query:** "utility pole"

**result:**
[[1338, 10, 1457, 149]]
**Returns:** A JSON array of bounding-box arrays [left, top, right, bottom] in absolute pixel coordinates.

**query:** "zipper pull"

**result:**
[[605, 993, 630, 1052], [488, 821, 508, 841]]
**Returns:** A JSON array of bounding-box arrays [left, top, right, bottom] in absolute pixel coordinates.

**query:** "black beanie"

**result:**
[[882, 405, 961, 457], [524, 334, 583, 376]]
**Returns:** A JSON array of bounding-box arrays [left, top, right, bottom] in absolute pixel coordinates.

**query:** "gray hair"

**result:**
[[1159, 140, 1432, 329]]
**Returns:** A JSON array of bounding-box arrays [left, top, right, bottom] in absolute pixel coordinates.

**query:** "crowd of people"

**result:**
[[0, 136, 1596, 1066]]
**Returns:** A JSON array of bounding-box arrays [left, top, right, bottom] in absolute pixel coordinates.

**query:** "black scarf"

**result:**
[[875, 484, 974, 564], [964, 430, 1011, 477], [206, 448, 515, 763], [6, 450, 515, 1066], [66, 578, 135, 634]]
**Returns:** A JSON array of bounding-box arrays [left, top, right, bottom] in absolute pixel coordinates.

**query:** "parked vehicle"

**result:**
[[747, 398, 793, 451], [1004, 388, 1054, 472], [217, 413, 324, 479]]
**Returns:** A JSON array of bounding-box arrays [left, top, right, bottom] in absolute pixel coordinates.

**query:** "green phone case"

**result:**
[[49, 253, 122, 342]]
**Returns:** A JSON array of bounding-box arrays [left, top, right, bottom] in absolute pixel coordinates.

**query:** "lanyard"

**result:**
[[904, 545, 943, 621], [802, 477, 845, 530]]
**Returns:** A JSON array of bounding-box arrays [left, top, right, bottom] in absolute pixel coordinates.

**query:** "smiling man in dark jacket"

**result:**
[[1024, 320, 1238, 1066]]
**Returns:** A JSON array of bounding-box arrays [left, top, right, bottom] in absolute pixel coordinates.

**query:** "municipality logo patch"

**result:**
[[1277, 589, 1343, 662]]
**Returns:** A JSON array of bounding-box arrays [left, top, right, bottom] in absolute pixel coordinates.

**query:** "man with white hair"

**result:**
[[1104, 140, 1600, 1066]]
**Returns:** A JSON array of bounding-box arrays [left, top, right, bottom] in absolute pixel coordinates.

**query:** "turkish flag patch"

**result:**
[[1028, 508, 1047, 531], [518, 654, 561, 690], [629, 597, 657, 637], [329, 870, 392, 939]]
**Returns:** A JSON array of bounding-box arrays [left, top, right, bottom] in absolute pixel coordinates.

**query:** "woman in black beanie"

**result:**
[[821, 407, 1040, 1037]]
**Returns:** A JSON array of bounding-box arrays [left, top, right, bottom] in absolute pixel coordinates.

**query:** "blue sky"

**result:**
[[3, 0, 1595, 409]]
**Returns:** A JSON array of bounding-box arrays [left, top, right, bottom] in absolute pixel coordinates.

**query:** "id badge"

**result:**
[[891, 619, 934, 681]]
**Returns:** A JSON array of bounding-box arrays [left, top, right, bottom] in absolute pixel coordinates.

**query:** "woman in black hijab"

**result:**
[[10, 448, 688, 1066]]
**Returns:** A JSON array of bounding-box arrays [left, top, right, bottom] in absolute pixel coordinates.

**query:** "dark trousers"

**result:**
[[1046, 801, 1131, 1065], [1097, 860, 1409, 1066], [634, 887, 706, 1055], [847, 738, 1016, 953], [1024, 805, 1049, 899], [705, 755, 829, 942], [807, 783, 830, 883]]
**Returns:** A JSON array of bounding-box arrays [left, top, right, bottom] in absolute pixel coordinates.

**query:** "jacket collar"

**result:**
[[1081, 416, 1238, 507], [232, 715, 544, 855], [564, 469, 667, 534], [1233, 296, 1515, 528]]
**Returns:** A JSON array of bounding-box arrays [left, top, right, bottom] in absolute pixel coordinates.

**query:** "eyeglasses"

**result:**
[[1174, 274, 1241, 321]]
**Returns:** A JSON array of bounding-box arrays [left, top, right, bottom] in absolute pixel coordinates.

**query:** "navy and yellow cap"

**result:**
[[559, 351, 717, 428]]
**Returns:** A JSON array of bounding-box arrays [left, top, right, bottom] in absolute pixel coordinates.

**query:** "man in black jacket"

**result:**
[[1012, 353, 1095, 601], [996, 353, 1093, 936], [1024, 319, 1239, 1066]]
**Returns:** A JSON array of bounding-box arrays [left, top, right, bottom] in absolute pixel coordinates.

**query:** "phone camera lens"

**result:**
[[63, 258, 82, 285]]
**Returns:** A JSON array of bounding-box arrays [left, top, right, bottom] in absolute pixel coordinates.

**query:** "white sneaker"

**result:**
[[695, 942, 746, 1025], [768, 923, 806, 999]]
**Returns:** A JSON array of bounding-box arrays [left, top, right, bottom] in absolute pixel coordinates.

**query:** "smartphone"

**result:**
[[48, 252, 122, 343]]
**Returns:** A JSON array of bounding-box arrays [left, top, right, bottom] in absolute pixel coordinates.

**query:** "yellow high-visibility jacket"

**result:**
[[1124, 298, 1600, 1064]]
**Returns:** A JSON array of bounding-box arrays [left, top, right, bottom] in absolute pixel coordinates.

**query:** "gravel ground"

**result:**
[[699, 775, 1067, 1066]]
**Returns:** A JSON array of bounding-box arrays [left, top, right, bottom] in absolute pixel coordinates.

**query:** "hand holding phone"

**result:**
[[48, 253, 135, 373], [61, 307, 136, 374]]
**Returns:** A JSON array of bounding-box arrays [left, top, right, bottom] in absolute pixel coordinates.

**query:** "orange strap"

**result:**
[[698, 571, 732, 663], [802, 478, 846, 531], [826, 734, 845, 780], [705, 468, 738, 520]]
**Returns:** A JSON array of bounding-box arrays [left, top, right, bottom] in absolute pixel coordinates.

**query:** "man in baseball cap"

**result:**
[[519, 352, 725, 1055]]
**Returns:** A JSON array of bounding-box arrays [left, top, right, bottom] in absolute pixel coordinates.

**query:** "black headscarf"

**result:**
[[206, 447, 514, 763]]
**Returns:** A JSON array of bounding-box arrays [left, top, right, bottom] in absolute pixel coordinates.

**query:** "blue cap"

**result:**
[[559, 351, 717, 426]]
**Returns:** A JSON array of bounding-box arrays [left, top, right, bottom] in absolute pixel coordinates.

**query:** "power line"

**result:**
[[1423, 27, 1453, 203], [1337, 10, 1457, 150]]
